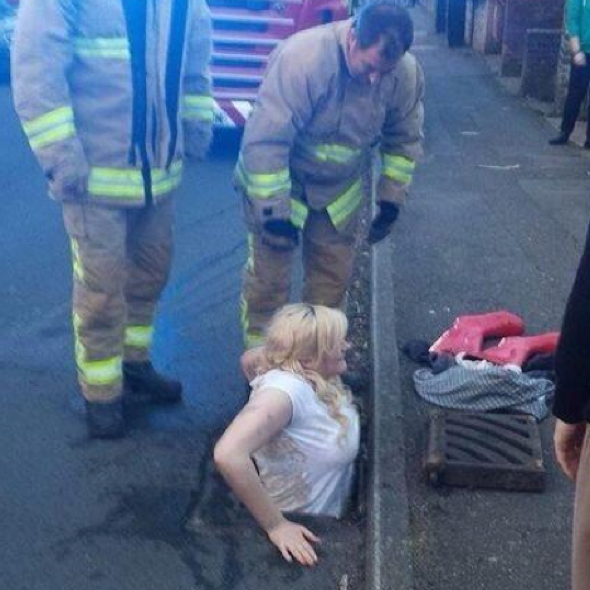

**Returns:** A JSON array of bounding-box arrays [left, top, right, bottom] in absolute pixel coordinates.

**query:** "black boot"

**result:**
[[123, 361, 182, 405], [549, 132, 570, 145], [86, 398, 125, 439]]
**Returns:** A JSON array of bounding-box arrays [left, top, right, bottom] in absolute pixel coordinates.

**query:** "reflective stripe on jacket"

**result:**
[[235, 19, 424, 231], [12, 0, 213, 206]]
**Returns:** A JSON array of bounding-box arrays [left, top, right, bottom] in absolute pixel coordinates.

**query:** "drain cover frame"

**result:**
[[425, 411, 545, 492]]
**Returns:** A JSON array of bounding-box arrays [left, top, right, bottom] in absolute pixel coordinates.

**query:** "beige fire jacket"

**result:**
[[235, 19, 424, 234], [12, 0, 213, 207]]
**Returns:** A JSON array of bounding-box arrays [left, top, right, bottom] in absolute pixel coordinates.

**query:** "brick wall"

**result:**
[[520, 29, 562, 101], [501, 0, 565, 76]]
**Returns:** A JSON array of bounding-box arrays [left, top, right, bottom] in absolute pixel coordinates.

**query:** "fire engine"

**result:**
[[1, 0, 351, 128], [209, 0, 350, 127]]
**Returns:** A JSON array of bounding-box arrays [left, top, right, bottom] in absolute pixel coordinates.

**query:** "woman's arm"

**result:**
[[214, 387, 320, 565]]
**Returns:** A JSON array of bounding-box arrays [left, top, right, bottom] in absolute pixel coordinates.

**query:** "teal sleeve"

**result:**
[[566, 0, 581, 39]]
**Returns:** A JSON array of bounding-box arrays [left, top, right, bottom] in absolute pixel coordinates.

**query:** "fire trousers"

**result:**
[[62, 198, 174, 402], [241, 208, 355, 349], [573, 425, 590, 590]]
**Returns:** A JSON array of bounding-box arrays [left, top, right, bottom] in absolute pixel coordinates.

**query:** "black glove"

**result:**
[[262, 218, 299, 251], [368, 202, 399, 245]]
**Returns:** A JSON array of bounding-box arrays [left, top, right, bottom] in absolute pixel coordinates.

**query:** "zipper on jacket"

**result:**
[[165, 0, 190, 169], [152, 0, 162, 170], [122, 0, 153, 206]]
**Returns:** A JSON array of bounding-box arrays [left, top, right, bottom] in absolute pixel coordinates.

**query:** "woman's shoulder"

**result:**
[[252, 369, 311, 393], [250, 370, 317, 417]]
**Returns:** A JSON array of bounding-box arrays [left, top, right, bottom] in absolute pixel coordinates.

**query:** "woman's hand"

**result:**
[[268, 519, 320, 566], [573, 51, 587, 67], [554, 419, 587, 481]]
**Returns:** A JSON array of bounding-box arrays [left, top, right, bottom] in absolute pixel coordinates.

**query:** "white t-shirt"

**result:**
[[250, 369, 360, 518]]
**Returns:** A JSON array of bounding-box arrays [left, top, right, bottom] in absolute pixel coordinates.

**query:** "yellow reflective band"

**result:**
[[88, 161, 183, 199], [23, 106, 73, 136], [302, 142, 361, 165], [73, 312, 83, 365], [327, 179, 363, 228], [73, 37, 130, 59], [125, 325, 154, 349], [23, 106, 76, 150], [246, 332, 265, 349], [79, 356, 123, 385], [29, 124, 76, 150], [240, 294, 248, 335], [290, 199, 308, 230], [73, 313, 122, 385], [246, 233, 254, 274], [152, 162, 184, 195], [182, 95, 215, 122], [236, 157, 291, 200], [381, 154, 416, 185], [70, 238, 84, 283]]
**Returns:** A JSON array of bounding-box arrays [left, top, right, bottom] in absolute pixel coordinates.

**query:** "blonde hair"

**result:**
[[259, 303, 351, 436]]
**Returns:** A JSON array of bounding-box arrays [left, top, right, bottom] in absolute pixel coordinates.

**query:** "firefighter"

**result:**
[[11, 0, 213, 439], [236, 0, 424, 371]]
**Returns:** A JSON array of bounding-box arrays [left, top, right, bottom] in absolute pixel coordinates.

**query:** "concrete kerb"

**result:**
[[366, 234, 414, 590]]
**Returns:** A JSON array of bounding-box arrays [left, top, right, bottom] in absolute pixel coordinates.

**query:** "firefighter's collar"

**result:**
[[336, 20, 355, 78]]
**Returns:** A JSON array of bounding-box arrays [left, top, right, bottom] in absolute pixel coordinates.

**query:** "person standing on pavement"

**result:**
[[553, 221, 590, 590], [11, 0, 214, 439], [549, 0, 590, 148], [235, 0, 424, 374], [215, 303, 359, 566]]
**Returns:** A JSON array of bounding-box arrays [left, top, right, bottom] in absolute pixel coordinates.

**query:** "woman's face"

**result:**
[[316, 339, 351, 380]]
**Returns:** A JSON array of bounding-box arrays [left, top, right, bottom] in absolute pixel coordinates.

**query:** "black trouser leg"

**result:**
[[585, 81, 590, 143], [562, 60, 590, 137]]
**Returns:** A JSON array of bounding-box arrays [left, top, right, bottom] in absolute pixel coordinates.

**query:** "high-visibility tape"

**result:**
[[290, 199, 308, 230], [246, 233, 255, 274], [73, 37, 130, 60], [70, 238, 85, 284], [235, 157, 291, 200], [301, 142, 361, 165], [73, 313, 122, 386], [124, 325, 154, 349], [79, 356, 123, 385], [23, 106, 76, 150], [327, 179, 363, 228], [182, 95, 215, 122], [88, 161, 183, 199], [381, 154, 415, 185]]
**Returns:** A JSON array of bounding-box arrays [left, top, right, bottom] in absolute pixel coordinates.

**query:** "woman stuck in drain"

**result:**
[[214, 303, 360, 566]]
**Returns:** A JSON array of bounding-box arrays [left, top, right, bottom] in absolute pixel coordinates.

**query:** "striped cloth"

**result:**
[[413, 365, 554, 421]]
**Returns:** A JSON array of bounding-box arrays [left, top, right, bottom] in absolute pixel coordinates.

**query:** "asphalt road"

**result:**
[[0, 88, 362, 590]]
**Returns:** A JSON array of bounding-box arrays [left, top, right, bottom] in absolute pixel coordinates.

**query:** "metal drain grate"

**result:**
[[424, 411, 545, 492]]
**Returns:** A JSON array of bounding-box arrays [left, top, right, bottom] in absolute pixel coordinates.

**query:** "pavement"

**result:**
[[370, 5, 590, 590]]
